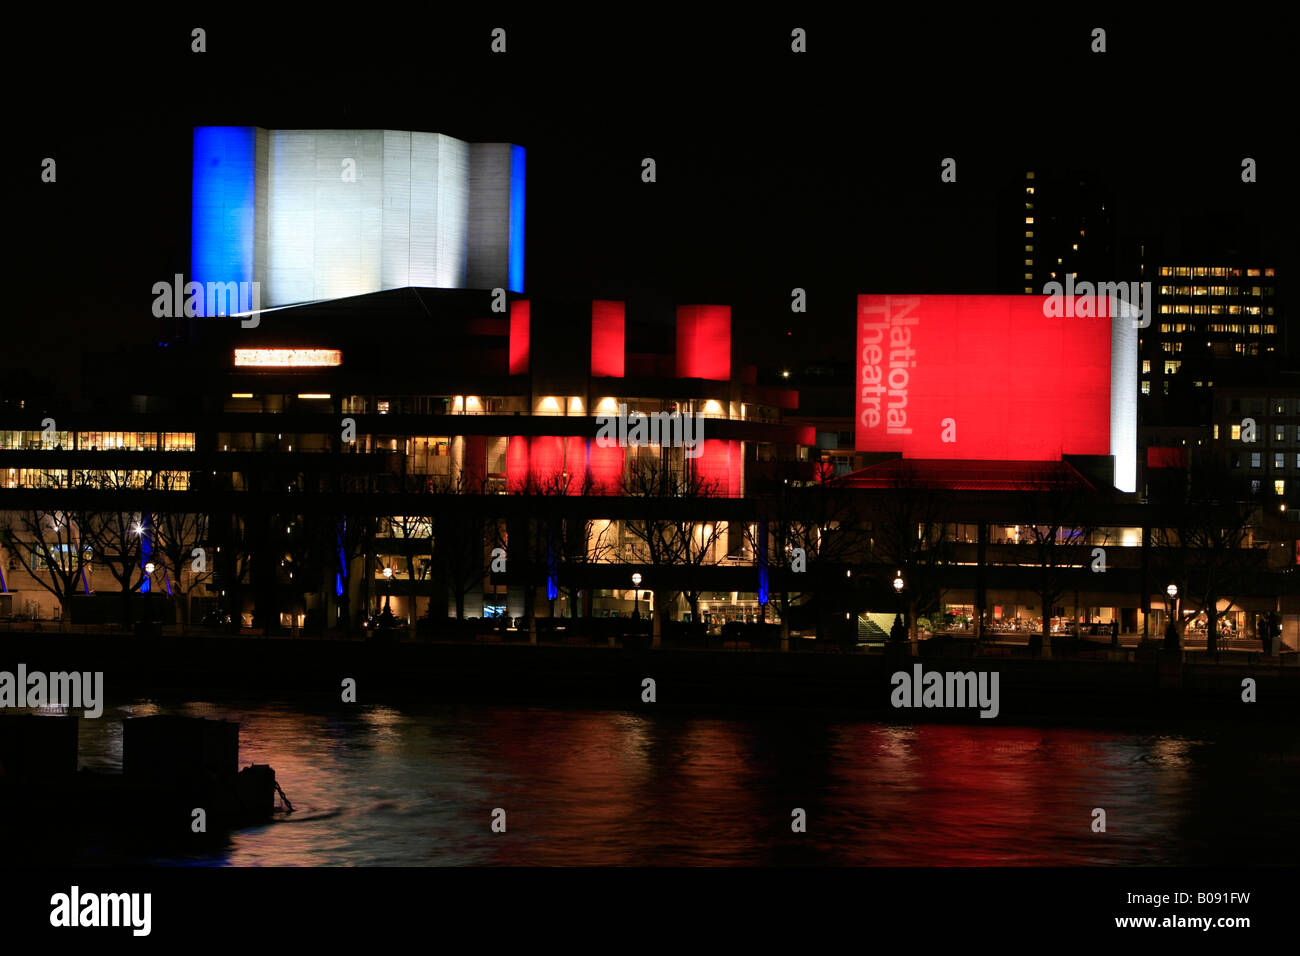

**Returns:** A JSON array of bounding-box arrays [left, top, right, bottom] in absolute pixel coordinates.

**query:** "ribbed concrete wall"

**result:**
[[194, 127, 519, 307]]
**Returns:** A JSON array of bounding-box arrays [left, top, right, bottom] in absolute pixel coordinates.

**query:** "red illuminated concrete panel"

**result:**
[[591, 300, 625, 377], [697, 439, 742, 497], [506, 435, 530, 492], [676, 305, 731, 381], [587, 441, 623, 495], [509, 299, 530, 375]]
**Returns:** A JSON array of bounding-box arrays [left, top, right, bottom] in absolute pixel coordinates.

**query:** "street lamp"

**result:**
[[631, 572, 642, 619], [891, 570, 906, 642], [1165, 583, 1179, 650], [382, 566, 394, 620]]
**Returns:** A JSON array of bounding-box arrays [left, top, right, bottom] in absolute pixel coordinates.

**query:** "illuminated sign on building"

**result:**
[[234, 349, 342, 368], [855, 294, 1136, 491]]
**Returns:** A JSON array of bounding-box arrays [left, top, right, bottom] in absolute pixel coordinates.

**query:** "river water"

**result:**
[[72, 700, 1300, 866]]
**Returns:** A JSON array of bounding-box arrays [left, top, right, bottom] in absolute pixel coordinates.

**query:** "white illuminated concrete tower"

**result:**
[[192, 127, 525, 308]]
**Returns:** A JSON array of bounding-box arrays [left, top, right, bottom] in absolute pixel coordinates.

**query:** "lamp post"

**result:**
[[891, 570, 906, 642], [631, 572, 642, 619], [382, 565, 394, 622], [1165, 583, 1180, 651]]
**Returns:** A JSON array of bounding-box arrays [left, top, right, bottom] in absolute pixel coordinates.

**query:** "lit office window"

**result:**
[[1142, 360, 1151, 373], [1276, 480, 1286, 495], [1213, 424, 1219, 439], [1164, 360, 1181, 375], [1141, 381, 1151, 395], [1025, 217, 1034, 224], [1231, 425, 1242, 440]]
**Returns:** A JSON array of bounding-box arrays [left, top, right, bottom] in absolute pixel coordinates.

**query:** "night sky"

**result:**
[[13, 12, 1296, 383]]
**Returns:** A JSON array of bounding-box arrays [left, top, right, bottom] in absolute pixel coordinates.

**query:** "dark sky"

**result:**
[[13, 11, 1296, 382]]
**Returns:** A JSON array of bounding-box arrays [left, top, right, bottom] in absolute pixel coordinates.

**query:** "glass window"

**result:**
[[1251, 453, 1262, 468], [1276, 454, 1285, 470]]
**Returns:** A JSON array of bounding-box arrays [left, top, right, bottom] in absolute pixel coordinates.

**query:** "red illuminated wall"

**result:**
[[463, 435, 487, 488], [676, 305, 731, 381], [506, 436, 530, 492], [591, 300, 625, 377], [507, 435, 593, 494], [855, 295, 1111, 460], [509, 300, 530, 375], [587, 441, 623, 495], [697, 439, 742, 497]]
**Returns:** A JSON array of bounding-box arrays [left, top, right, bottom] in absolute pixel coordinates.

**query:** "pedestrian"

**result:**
[[1110, 618, 1119, 647]]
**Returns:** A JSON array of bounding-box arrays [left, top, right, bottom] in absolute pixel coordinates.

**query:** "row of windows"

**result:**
[[1233, 452, 1300, 477], [0, 431, 196, 451], [4, 469, 191, 490], [1159, 304, 1272, 316], [1219, 424, 1300, 443], [1158, 285, 1271, 297], [1158, 267, 1274, 277]]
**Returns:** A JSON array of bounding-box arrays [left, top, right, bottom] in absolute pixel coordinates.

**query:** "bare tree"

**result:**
[[78, 471, 159, 627], [152, 474, 212, 632], [746, 462, 870, 640], [621, 455, 726, 628], [865, 463, 955, 641], [1150, 459, 1260, 653], [0, 499, 94, 629], [1011, 467, 1099, 655]]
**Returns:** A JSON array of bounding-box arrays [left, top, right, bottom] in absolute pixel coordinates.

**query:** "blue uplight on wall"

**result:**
[[509, 145, 526, 294], [192, 126, 257, 304], [757, 518, 770, 606], [140, 516, 153, 594]]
